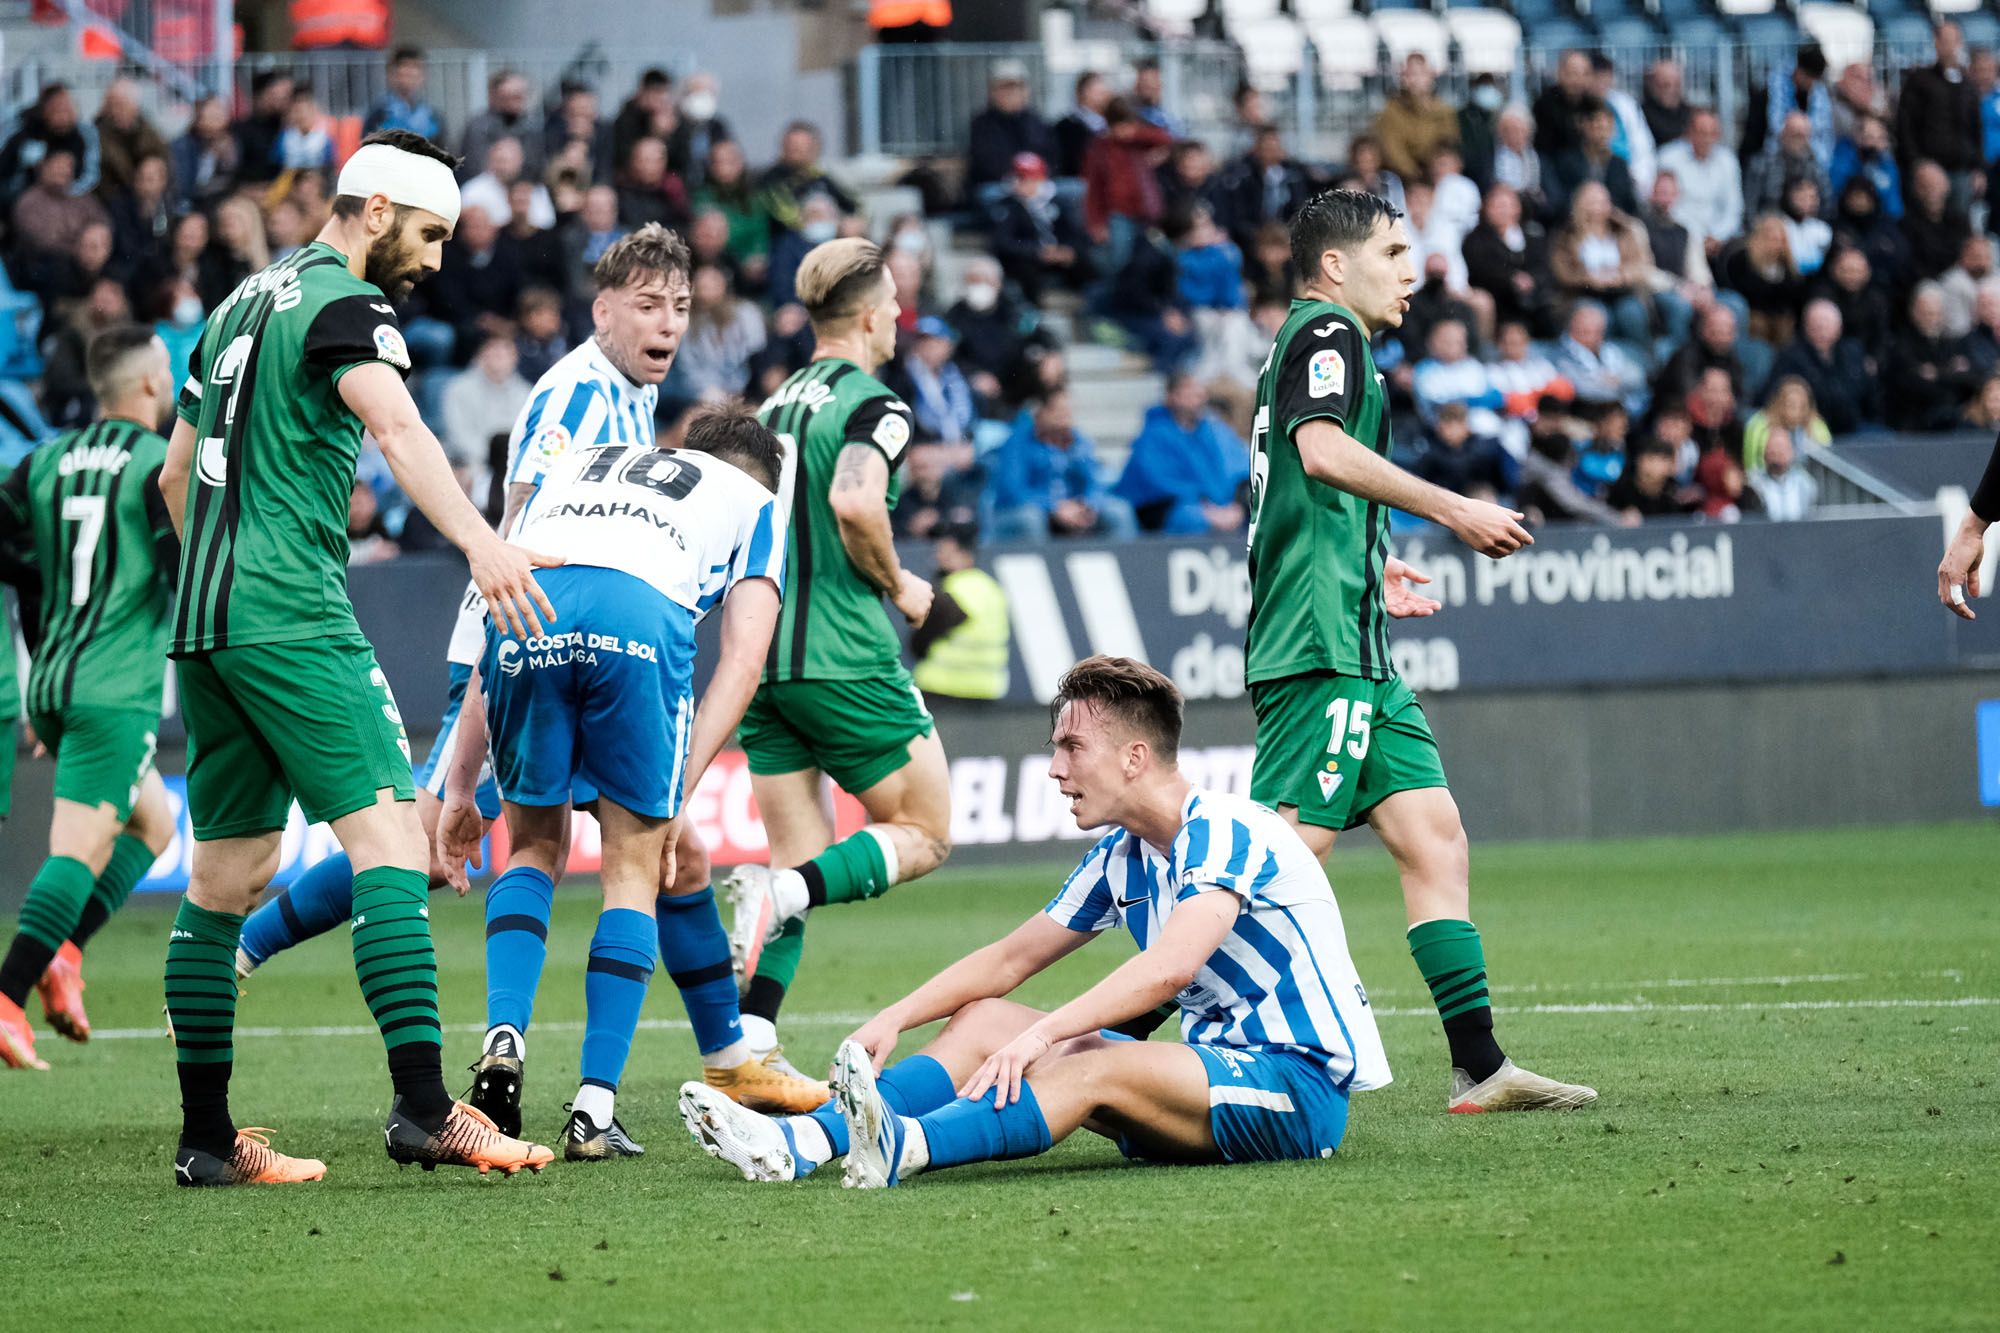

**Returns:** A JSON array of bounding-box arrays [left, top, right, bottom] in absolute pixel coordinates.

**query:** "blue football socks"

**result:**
[[656, 887, 742, 1058], [785, 1052, 957, 1176], [237, 853, 355, 966], [579, 907, 656, 1100], [484, 865, 555, 1037]]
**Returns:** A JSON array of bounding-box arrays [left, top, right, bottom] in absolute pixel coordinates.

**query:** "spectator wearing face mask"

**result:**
[[765, 194, 844, 307], [945, 257, 1048, 402], [992, 152, 1090, 304], [1459, 75, 1508, 188], [668, 73, 733, 191]]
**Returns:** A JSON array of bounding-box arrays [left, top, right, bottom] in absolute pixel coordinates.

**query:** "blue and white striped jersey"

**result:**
[[1043, 788, 1392, 1092], [446, 338, 663, 664]]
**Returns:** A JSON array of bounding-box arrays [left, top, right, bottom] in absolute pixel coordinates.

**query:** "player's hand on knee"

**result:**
[[960, 1029, 1051, 1108], [847, 1013, 903, 1072]]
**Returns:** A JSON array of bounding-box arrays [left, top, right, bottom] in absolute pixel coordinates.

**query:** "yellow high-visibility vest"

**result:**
[[914, 566, 1009, 700]]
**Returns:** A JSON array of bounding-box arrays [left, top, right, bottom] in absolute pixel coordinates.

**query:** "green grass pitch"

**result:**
[[2, 822, 1995, 1330]]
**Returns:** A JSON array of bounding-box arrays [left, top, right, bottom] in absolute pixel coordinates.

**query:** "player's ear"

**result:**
[[591, 290, 610, 336]]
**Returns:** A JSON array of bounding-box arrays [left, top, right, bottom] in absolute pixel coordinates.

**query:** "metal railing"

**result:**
[[855, 34, 1949, 164]]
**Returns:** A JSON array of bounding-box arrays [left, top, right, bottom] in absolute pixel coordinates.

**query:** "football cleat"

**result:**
[[37, 941, 90, 1043], [0, 995, 48, 1070], [383, 1097, 553, 1174], [723, 864, 796, 981], [832, 1039, 903, 1189], [560, 1105, 645, 1161], [173, 1128, 326, 1186], [705, 1047, 830, 1114], [463, 1030, 524, 1138], [678, 1081, 796, 1182], [1448, 1059, 1598, 1113]]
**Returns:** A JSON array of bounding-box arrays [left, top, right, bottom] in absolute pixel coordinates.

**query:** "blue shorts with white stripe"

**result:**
[[1118, 1043, 1351, 1164]]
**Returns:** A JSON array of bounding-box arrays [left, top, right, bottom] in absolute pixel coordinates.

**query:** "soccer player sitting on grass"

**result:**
[[679, 655, 1391, 1186]]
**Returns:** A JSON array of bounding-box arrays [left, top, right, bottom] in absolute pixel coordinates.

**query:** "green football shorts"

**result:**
[[1249, 671, 1448, 832], [177, 633, 414, 840], [739, 672, 936, 795], [29, 705, 159, 822]]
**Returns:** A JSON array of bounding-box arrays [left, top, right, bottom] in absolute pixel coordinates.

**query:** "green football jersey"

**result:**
[[0, 461, 21, 722], [755, 357, 915, 683], [0, 419, 174, 714], [171, 240, 414, 654], [1245, 298, 1394, 685]]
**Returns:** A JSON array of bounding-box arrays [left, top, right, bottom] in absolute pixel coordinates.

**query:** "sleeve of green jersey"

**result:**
[[0, 460, 28, 538], [1273, 314, 1368, 440], [843, 393, 916, 470], [175, 328, 209, 426], [306, 293, 414, 384]]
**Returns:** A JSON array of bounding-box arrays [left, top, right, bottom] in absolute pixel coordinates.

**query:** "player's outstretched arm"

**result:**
[[846, 914, 1094, 1071], [960, 892, 1238, 1107], [337, 362, 561, 639], [827, 443, 932, 626], [682, 577, 779, 797], [160, 417, 196, 540], [1940, 440, 1998, 619], [434, 664, 490, 894], [1295, 419, 1532, 559]]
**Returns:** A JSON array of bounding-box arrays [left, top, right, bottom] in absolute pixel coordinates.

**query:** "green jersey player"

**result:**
[[0, 327, 177, 1069], [1247, 189, 1595, 1112], [157, 131, 555, 1185], [727, 238, 953, 1063]]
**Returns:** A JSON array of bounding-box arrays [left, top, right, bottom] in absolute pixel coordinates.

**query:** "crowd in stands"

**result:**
[[17, 31, 2000, 557]]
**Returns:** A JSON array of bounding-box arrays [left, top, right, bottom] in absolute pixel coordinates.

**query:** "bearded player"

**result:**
[[1245, 189, 1594, 1112], [159, 130, 554, 1184], [725, 238, 952, 1068]]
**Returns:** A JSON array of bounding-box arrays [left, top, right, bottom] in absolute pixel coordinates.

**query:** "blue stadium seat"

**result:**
[[1519, 15, 1591, 49], [1596, 14, 1666, 44], [1656, 0, 1711, 19], [1665, 14, 1730, 47], [1366, 0, 1426, 12], [1588, 0, 1646, 19], [1878, 12, 1936, 46], [1509, 0, 1565, 21], [1956, 10, 2000, 47], [1731, 10, 1800, 43]]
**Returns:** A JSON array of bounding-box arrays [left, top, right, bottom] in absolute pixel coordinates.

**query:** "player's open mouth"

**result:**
[[643, 346, 675, 367]]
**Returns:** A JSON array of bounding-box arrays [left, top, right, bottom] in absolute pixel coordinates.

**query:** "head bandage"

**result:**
[[336, 143, 461, 228]]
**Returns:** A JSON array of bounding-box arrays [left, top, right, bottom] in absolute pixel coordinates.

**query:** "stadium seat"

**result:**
[[1143, 0, 1211, 23], [1509, 0, 1565, 22], [1714, 0, 1775, 15], [1960, 10, 2000, 46], [1879, 12, 1936, 45], [1667, 14, 1730, 47], [1236, 15, 1306, 91], [1218, 0, 1282, 22], [1797, 2, 1874, 69], [1515, 15, 1591, 50], [1294, 0, 1356, 21], [1372, 9, 1448, 68], [1311, 15, 1382, 89], [1928, 0, 1980, 13], [1732, 10, 1800, 43], [1656, 0, 1712, 20], [1446, 9, 1523, 76], [1366, 0, 1428, 10], [1595, 15, 1665, 46]]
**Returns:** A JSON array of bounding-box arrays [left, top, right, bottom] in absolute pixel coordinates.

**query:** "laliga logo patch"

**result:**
[[1308, 348, 1344, 399], [373, 323, 410, 370], [873, 411, 911, 456], [497, 640, 524, 677], [533, 422, 573, 462]]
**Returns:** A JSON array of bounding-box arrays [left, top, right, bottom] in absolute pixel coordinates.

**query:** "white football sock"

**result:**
[[701, 1038, 752, 1070], [741, 1014, 779, 1052], [573, 1083, 615, 1126], [785, 1115, 834, 1164], [771, 868, 810, 921], [896, 1118, 930, 1176]]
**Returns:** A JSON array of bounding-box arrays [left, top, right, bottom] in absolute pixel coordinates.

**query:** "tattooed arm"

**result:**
[[826, 442, 932, 626]]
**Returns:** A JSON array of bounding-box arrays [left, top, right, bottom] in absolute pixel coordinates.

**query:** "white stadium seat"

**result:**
[[1714, 0, 1775, 16], [1445, 9, 1523, 77], [1311, 15, 1380, 90], [1294, 0, 1358, 23], [1219, 0, 1284, 23], [1372, 10, 1448, 70], [1797, 2, 1874, 68], [1143, 0, 1210, 29], [1930, 0, 1982, 14], [1236, 15, 1305, 91]]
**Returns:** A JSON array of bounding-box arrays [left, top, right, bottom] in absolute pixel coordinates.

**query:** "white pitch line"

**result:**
[[1363, 970, 1969, 1000], [87, 996, 1999, 1042]]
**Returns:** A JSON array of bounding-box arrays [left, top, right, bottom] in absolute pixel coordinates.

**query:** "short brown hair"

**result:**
[[681, 403, 784, 490], [593, 221, 691, 293], [85, 323, 164, 401], [794, 237, 887, 326], [1052, 655, 1183, 763]]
